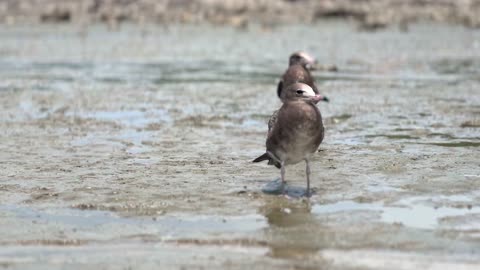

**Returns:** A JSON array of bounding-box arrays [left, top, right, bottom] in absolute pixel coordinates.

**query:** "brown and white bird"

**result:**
[[253, 83, 325, 196], [277, 51, 326, 101]]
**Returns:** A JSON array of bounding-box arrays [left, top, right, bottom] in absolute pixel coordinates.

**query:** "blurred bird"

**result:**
[[253, 83, 325, 196], [277, 51, 328, 102]]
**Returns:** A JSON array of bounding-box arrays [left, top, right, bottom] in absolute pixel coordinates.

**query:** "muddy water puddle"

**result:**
[[313, 195, 480, 230], [0, 205, 267, 243], [0, 22, 480, 269]]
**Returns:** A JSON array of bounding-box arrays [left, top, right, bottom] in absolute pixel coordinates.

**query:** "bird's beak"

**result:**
[[311, 94, 329, 104]]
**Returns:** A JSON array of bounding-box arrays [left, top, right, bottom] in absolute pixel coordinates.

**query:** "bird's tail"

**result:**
[[253, 153, 270, 163], [253, 153, 281, 169]]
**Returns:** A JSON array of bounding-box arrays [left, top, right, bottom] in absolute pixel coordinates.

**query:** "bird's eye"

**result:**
[[296, 90, 304, 95]]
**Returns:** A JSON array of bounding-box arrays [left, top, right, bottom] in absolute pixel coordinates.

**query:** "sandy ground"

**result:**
[[0, 22, 479, 269]]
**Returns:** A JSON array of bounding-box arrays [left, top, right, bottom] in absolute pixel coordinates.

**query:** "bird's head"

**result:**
[[282, 83, 329, 104], [289, 51, 318, 70]]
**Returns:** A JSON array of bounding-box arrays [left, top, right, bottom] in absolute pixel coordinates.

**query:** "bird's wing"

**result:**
[[268, 109, 279, 137], [276, 80, 283, 99]]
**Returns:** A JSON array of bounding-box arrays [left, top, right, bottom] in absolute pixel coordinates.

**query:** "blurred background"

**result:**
[[0, 1, 480, 270], [2, 0, 480, 30]]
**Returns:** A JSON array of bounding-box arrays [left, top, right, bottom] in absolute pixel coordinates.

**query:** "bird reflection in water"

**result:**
[[260, 198, 330, 260]]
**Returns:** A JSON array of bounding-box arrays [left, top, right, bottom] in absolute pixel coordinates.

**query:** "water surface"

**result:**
[[0, 22, 479, 269]]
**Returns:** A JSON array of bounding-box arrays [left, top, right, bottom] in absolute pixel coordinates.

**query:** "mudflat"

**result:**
[[0, 22, 479, 269]]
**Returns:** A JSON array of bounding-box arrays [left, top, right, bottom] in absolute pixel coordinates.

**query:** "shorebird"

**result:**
[[253, 83, 325, 197], [277, 51, 325, 101]]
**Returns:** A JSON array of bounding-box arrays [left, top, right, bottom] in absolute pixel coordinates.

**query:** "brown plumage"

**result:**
[[277, 51, 322, 100], [253, 83, 325, 196], [277, 65, 319, 99]]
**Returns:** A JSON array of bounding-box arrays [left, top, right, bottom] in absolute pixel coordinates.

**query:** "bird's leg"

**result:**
[[266, 151, 286, 194], [305, 159, 311, 197]]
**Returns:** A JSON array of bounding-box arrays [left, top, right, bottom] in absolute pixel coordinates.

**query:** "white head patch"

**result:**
[[298, 84, 315, 97], [297, 52, 316, 64]]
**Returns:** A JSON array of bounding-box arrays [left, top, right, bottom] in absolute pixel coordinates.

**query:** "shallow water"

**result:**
[[0, 22, 480, 269], [313, 196, 480, 230]]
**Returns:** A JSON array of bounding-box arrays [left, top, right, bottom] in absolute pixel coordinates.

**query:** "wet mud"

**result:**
[[0, 22, 479, 269]]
